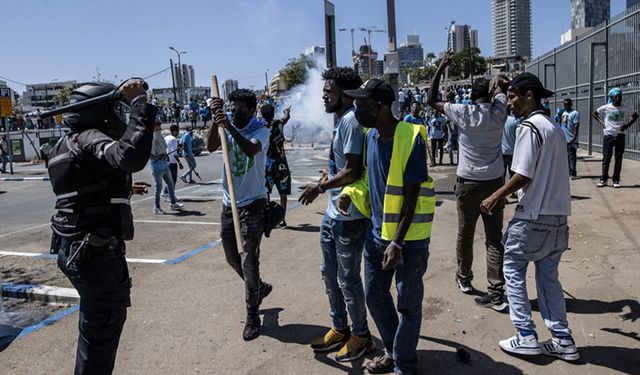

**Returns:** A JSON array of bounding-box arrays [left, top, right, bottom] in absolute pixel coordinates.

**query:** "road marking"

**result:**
[[164, 239, 222, 265], [0, 223, 50, 238], [134, 220, 220, 225], [0, 305, 80, 348], [130, 182, 207, 204], [0, 251, 168, 264]]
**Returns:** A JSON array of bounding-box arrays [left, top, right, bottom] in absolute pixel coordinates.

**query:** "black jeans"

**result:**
[[567, 143, 577, 177], [220, 198, 266, 316], [601, 134, 625, 183], [57, 238, 131, 375], [430, 138, 444, 164], [455, 178, 506, 297]]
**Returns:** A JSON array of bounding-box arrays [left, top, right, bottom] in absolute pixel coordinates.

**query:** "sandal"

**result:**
[[365, 354, 394, 374]]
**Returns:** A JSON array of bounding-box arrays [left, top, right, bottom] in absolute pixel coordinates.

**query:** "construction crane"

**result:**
[[338, 28, 357, 59], [360, 27, 387, 78]]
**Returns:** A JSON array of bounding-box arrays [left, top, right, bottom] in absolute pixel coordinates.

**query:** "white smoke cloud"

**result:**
[[276, 56, 333, 145]]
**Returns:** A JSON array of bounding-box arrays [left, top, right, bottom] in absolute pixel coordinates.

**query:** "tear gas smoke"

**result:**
[[275, 56, 333, 145]]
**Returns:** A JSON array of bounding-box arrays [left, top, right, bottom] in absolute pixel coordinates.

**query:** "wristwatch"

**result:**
[[317, 184, 326, 194]]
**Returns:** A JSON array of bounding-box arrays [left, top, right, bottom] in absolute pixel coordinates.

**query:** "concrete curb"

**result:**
[[0, 176, 49, 181], [2, 283, 79, 304]]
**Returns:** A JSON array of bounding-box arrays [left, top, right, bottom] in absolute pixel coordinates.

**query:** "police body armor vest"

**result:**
[[48, 132, 134, 240]]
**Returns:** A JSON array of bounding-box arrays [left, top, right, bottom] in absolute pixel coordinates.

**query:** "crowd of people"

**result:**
[[41, 49, 638, 374]]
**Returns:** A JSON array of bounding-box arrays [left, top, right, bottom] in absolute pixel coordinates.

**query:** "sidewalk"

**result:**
[[1, 152, 639, 374]]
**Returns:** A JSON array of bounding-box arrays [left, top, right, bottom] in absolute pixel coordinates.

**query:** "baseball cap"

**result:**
[[344, 79, 396, 106], [508, 72, 555, 98], [607, 87, 622, 97]]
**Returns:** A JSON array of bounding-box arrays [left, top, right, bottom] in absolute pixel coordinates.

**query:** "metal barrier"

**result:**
[[526, 5, 640, 160]]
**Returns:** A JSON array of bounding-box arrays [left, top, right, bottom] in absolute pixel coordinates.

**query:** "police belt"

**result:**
[[60, 233, 123, 264]]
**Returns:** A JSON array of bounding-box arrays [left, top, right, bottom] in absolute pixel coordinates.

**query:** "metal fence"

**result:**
[[526, 5, 640, 160]]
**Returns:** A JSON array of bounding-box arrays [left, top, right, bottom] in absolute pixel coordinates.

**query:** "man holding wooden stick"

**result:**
[[208, 89, 272, 341]]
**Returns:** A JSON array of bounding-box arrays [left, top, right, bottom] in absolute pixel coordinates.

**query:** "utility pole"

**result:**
[[170, 58, 179, 126], [386, 0, 399, 115], [324, 1, 337, 68], [169, 47, 187, 104]]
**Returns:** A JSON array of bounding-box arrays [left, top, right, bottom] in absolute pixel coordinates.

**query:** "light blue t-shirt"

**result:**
[[221, 116, 270, 208], [502, 116, 519, 155], [561, 110, 580, 143], [181, 131, 193, 157], [428, 116, 446, 139], [326, 108, 365, 221], [403, 114, 424, 126]]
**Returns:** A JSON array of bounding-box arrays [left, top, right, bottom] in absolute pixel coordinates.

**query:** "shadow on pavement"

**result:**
[[419, 336, 525, 374], [173, 210, 205, 217], [579, 345, 640, 374], [570, 195, 591, 201], [531, 298, 639, 322], [285, 224, 321, 233], [601, 327, 640, 342], [259, 307, 379, 375], [179, 198, 216, 203]]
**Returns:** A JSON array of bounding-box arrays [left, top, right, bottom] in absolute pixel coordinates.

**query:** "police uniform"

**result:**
[[46, 82, 157, 375]]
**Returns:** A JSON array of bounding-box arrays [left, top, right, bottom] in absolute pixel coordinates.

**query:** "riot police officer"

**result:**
[[42, 79, 156, 375]]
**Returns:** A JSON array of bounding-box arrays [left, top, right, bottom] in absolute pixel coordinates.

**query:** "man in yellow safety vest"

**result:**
[[338, 79, 435, 375]]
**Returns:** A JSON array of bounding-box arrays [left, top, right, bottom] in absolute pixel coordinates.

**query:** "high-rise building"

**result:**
[[221, 79, 239, 101], [398, 35, 424, 67], [492, 0, 532, 59], [448, 22, 479, 53], [571, 0, 610, 28], [173, 64, 196, 89], [628, 0, 640, 8], [304, 46, 326, 61]]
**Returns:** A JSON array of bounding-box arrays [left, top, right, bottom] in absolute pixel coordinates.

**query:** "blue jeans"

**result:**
[[319, 214, 369, 336], [503, 216, 572, 338], [181, 155, 196, 182], [364, 234, 429, 375], [153, 168, 177, 209]]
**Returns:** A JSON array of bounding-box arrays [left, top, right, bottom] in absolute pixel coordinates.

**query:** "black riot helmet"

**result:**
[[40, 79, 147, 139]]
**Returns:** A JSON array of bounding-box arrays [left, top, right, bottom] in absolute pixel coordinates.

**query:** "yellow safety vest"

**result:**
[[341, 121, 436, 241]]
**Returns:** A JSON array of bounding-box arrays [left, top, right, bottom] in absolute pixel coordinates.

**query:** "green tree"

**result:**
[[448, 47, 486, 80], [54, 87, 73, 106], [279, 54, 316, 90]]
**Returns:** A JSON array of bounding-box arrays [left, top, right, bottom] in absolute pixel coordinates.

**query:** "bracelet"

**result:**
[[390, 241, 402, 250], [317, 184, 325, 194]]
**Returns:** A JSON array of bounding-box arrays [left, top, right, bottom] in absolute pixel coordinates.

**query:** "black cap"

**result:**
[[509, 72, 555, 98], [344, 79, 396, 106]]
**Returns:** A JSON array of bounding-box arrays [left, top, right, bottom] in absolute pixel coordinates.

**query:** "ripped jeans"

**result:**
[[319, 214, 370, 336]]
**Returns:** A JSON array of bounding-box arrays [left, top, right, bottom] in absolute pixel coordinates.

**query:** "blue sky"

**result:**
[[1, 0, 626, 94]]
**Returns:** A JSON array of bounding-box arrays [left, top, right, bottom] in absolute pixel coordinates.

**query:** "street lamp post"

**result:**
[[169, 46, 187, 104]]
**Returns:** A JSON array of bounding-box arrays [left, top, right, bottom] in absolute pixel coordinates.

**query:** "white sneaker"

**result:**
[[170, 202, 184, 210], [499, 331, 541, 356], [155, 208, 165, 215], [596, 180, 607, 187], [540, 337, 580, 361], [613, 182, 621, 188]]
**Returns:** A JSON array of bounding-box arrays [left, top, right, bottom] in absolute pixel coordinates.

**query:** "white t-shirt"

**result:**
[[444, 93, 507, 180], [511, 111, 571, 220], [597, 103, 627, 136], [164, 135, 179, 164], [398, 91, 405, 103]]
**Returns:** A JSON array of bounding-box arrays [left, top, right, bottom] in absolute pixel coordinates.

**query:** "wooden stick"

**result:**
[[211, 75, 244, 255]]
